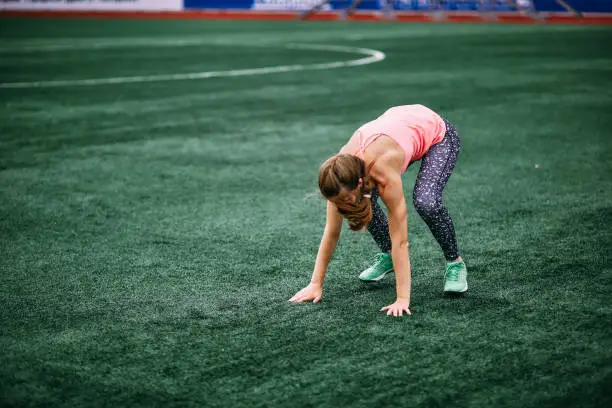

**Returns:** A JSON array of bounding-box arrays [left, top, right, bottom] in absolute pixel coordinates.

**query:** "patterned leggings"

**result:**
[[367, 119, 461, 261]]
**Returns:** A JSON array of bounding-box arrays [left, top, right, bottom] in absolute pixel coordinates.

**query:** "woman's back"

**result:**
[[354, 104, 447, 171]]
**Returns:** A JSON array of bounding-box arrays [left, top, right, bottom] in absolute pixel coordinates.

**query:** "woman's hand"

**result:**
[[289, 282, 323, 303], [380, 298, 411, 317]]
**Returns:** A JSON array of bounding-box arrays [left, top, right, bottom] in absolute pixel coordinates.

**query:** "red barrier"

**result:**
[[1, 9, 611, 24]]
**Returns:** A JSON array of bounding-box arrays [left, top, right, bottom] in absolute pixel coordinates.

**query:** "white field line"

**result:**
[[0, 38, 221, 53], [0, 43, 386, 89]]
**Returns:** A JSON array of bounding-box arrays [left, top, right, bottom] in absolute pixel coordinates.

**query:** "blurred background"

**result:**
[[2, 0, 612, 18], [1, 2, 611, 408]]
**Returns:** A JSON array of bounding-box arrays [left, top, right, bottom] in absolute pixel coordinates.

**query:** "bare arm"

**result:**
[[310, 201, 343, 284], [378, 170, 412, 314], [289, 200, 342, 303]]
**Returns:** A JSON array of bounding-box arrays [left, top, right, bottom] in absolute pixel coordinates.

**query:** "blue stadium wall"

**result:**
[[183, 1, 612, 13]]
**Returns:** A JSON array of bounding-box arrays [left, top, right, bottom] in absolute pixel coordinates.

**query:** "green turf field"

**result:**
[[1, 17, 611, 407]]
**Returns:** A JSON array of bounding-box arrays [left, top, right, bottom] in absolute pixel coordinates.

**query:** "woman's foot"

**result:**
[[444, 260, 468, 294], [359, 253, 394, 282]]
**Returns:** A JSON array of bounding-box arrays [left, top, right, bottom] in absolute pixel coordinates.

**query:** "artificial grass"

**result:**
[[1, 18, 611, 408]]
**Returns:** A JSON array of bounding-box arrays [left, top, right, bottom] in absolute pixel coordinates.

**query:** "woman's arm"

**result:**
[[378, 171, 412, 316], [289, 201, 343, 303], [311, 201, 343, 284]]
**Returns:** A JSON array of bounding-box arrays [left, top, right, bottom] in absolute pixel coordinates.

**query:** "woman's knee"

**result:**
[[413, 192, 441, 218]]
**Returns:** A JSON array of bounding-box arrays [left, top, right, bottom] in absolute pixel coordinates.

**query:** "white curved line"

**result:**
[[0, 38, 225, 53], [0, 44, 385, 89]]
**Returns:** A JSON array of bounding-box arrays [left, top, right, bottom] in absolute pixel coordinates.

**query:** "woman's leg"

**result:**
[[359, 186, 394, 282], [412, 119, 461, 261], [367, 187, 392, 254]]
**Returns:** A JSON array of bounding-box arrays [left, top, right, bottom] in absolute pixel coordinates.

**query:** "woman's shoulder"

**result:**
[[366, 152, 400, 188], [338, 131, 361, 155], [367, 141, 404, 173]]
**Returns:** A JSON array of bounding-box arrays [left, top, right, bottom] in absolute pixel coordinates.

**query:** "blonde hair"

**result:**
[[318, 154, 375, 231]]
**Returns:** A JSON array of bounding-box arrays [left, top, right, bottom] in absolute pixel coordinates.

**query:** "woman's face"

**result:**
[[333, 188, 360, 205], [330, 178, 364, 206]]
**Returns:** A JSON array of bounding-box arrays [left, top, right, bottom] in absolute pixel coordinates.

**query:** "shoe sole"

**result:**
[[359, 269, 394, 283], [443, 282, 468, 295]]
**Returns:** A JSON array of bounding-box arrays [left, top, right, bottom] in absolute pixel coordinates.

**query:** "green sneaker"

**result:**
[[444, 260, 468, 294], [359, 253, 394, 282]]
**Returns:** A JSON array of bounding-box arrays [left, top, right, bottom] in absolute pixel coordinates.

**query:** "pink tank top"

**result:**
[[353, 105, 447, 172]]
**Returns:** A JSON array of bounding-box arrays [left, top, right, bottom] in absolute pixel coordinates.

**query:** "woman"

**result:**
[[289, 104, 467, 317]]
